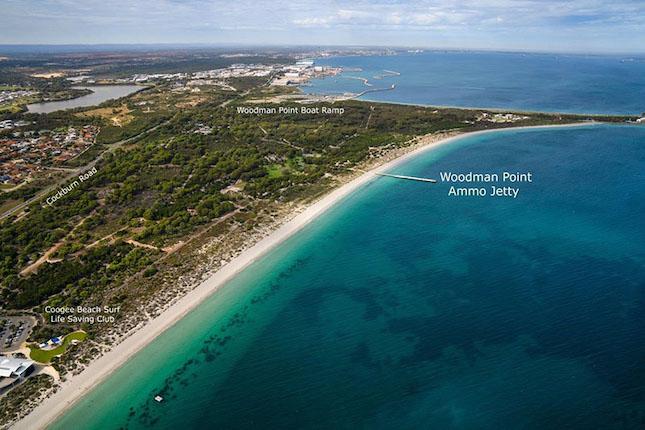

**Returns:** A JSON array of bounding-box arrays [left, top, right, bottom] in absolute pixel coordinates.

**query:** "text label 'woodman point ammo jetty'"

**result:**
[[440, 171, 533, 198]]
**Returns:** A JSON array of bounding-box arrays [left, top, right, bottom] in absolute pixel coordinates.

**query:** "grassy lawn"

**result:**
[[266, 164, 284, 178], [29, 331, 87, 363], [266, 157, 305, 179]]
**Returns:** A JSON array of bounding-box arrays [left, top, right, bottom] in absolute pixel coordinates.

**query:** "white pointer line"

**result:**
[[375, 172, 437, 183]]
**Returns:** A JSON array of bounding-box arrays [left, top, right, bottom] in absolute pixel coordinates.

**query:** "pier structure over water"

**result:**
[[375, 172, 437, 183]]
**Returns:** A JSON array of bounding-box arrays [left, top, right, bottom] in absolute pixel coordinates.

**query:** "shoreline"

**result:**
[[14, 122, 595, 430], [307, 52, 642, 117], [303, 66, 638, 118], [299, 83, 638, 117], [25, 85, 144, 114], [353, 96, 637, 118]]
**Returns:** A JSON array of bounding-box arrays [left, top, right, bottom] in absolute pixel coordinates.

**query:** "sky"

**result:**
[[1, 0, 644, 54]]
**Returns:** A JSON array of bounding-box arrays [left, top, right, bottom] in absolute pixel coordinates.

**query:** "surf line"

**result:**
[[375, 172, 437, 183]]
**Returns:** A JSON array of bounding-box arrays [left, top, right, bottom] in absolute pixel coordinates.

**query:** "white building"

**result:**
[[0, 356, 34, 378], [0, 356, 35, 393]]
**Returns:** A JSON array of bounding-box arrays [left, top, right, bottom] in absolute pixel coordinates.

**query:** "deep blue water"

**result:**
[[53, 124, 645, 429], [305, 52, 645, 115]]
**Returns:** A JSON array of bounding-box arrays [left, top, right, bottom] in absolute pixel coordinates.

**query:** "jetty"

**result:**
[[344, 76, 372, 86], [374, 70, 401, 79], [375, 173, 437, 183], [353, 84, 396, 99]]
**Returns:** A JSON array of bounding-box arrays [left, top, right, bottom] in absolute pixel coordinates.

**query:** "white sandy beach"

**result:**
[[14, 122, 593, 430]]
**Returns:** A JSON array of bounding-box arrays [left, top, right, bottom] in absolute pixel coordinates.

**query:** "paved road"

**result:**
[[0, 82, 262, 221], [0, 120, 170, 220]]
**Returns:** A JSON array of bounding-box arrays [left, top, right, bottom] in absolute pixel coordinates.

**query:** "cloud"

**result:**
[[290, 0, 645, 30], [292, 17, 331, 27], [0, 0, 644, 52]]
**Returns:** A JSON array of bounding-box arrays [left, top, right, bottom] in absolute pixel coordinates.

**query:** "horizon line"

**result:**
[[0, 43, 643, 57]]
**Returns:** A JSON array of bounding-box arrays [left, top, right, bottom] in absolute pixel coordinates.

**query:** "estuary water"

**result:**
[[305, 52, 645, 115], [53, 124, 645, 429], [26, 85, 142, 114]]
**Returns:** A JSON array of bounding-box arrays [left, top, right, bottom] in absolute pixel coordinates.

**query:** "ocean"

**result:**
[[52, 123, 645, 429], [305, 51, 645, 115]]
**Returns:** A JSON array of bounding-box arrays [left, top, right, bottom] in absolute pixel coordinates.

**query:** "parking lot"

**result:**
[[0, 316, 35, 352]]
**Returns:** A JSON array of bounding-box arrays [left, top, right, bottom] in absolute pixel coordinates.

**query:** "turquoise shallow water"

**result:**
[[53, 124, 645, 429], [305, 52, 645, 115]]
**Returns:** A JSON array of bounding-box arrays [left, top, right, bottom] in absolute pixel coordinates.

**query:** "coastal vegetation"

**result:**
[[0, 77, 630, 318], [0, 374, 53, 424], [0, 59, 638, 427]]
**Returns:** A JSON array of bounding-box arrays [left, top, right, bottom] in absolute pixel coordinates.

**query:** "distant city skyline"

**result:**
[[1, 0, 644, 54]]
